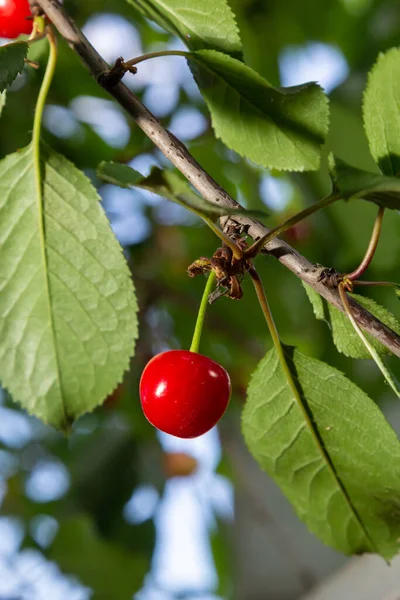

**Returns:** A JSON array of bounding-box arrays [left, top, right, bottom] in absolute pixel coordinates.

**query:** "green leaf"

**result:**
[[303, 283, 400, 359], [98, 161, 268, 221], [98, 161, 143, 188], [188, 50, 329, 171], [328, 294, 400, 359], [49, 516, 149, 599], [0, 91, 6, 117], [363, 48, 400, 176], [330, 155, 400, 210], [302, 282, 325, 321], [0, 41, 28, 93], [339, 292, 400, 399], [127, 0, 242, 59], [0, 146, 138, 430], [242, 346, 400, 560]]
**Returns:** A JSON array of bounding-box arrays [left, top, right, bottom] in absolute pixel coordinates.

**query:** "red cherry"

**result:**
[[139, 350, 231, 439], [0, 0, 33, 39]]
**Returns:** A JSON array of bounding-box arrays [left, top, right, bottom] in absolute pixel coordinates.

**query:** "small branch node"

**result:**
[[98, 57, 133, 89], [317, 267, 343, 288]]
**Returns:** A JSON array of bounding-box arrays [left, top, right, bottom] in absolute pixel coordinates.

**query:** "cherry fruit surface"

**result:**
[[139, 350, 231, 438], [0, 0, 33, 38]]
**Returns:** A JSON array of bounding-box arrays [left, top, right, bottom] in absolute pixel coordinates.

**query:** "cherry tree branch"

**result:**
[[33, 0, 400, 358]]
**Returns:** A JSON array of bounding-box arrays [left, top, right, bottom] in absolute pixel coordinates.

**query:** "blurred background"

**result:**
[[1, 0, 400, 598]]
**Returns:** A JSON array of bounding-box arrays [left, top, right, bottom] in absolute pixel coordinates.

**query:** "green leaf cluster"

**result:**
[[242, 44, 400, 563], [98, 161, 268, 221], [1, 0, 400, 575], [128, 0, 243, 59], [127, 0, 329, 171], [330, 48, 400, 210]]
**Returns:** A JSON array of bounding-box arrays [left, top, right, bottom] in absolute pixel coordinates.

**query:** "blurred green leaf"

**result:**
[[127, 0, 243, 59], [330, 155, 400, 210], [363, 48, 400, 176], [69, 427, 155, 549], [0, 41, 28, 93], [188, 50, 329, 171], [97, 161, 143, 187], [327, 101, 379, 172], [49, 515, 149, 599], [0, 146, 138, 429], [1, 0, 400, 581], [211, 517, 233, 598], [242, 345, 400, 560], [0, 91, 5, 117], [98, 161, 268, 221]]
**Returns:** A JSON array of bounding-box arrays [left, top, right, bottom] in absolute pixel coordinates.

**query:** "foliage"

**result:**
[[0, 40, 27, 92], [187, 49, 329, 171], [330, 155, 400, 210], [363, 48, 400, 177], [0, 0, 400, 596], [303, 284, 400, 359], [242, 345, 400, 560], [0, 145, 138, 430], [128, 0, 243, 58], [97, 161, 268, 220]]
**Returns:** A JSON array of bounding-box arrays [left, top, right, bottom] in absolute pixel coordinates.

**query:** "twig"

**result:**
[[33, 0, 400, 359]]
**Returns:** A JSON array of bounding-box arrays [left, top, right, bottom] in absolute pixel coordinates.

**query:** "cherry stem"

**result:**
[[190, 271, 217, 354], [248, 266, 301, 403], [123, 50, 187, 70], [345, 206, 385, 282], [244, 193, 341, 259], [203, 217, 243, 259]]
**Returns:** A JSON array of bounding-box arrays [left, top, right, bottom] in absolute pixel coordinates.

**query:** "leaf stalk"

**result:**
[[244, 194, 341, 259], [247, 266, 301, 402], [338, 283, 400, 398], [345, 206, 385, 283], [123, 50, 187, 70]]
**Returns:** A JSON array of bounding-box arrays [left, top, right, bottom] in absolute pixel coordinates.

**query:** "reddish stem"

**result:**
[[346, 206, 385, 282]]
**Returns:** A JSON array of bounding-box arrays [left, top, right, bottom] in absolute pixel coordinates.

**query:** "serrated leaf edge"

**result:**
[[362, 48, 400, 177], [188, 50, 329, 172], [244, 346, 379, 554], [0, 41, 28, 93]]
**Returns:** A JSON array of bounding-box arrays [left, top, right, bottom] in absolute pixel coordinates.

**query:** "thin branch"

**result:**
[[34, 0, 400, 359]]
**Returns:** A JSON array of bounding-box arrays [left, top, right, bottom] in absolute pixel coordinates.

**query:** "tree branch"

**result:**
[[34, 0, 400, 358]]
